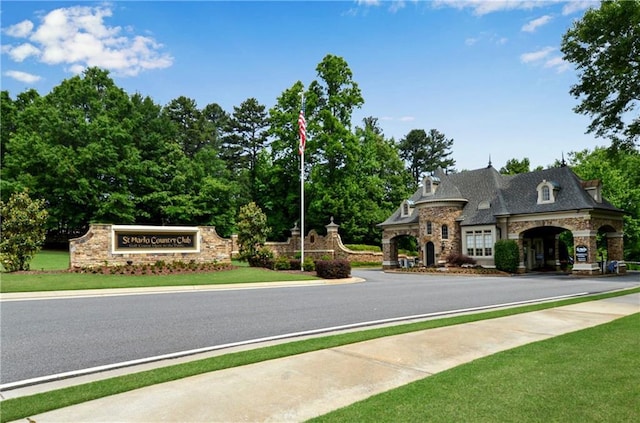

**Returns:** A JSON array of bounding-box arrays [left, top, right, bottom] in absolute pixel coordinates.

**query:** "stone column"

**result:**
[[290, 222, 301, 257], [508, 233, 526, 273], [572, 230, 599, 275], [606, 232, 626, 273], [382, 237, 398, 269]]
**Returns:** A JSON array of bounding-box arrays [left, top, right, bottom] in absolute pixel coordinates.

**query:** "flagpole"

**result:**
[[299, 91, 305, 271]]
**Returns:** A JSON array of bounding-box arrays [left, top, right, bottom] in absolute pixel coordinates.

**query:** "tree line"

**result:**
[[1, 32, 638, 259], [0, 55, 457, 246]]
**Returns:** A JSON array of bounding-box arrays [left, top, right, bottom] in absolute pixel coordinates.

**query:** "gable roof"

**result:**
[[380, 165, 623, 228]]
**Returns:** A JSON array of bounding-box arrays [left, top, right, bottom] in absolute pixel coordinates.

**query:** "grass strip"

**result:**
[[0, 267, 319, 293], [1, 287, 638, 423], [310, 313, 640, 422]]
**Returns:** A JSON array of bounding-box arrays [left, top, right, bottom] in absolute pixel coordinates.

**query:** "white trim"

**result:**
[[572, 263, 600, 271], [572, 230, 598, 237]]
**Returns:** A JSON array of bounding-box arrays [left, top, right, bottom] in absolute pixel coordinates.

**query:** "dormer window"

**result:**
[[542, 186, 550, 201], [537, 179, 559, 204], [401, 200, 415, 217], [422, 175, 440, 196]]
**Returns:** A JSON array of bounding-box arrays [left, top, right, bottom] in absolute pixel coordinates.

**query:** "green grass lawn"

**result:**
[[0, 267, 319, 293], [28, 249, 70, 270], [0, 250, 318, 293], [310, 312, 640, 423], [1, 288, 637, 423]]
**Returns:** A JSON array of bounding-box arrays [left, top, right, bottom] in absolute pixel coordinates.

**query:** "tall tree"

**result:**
[[226, 98, 270, 201], [397, 128, 455, 186], [163, 96, 207, 158], [264, 82, 306, 239], [500, 158, 531, 175], [561, 0, 640, 149], [568, 147, 640, 260], [306, 55, 365, 236], [2, 68, 137, 232]]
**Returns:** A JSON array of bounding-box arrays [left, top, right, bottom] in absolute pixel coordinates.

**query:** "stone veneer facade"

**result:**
[[70, 224, 232, 268], [231, 219, 383, 263]]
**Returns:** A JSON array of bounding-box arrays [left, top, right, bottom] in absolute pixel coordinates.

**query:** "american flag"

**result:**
[[298, 108, 306, 155]]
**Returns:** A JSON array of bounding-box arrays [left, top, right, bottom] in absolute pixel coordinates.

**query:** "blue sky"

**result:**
[[1, 0, 603, 171]]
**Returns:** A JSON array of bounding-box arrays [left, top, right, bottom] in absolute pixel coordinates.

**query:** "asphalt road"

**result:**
[[1, 270, 638, 385]]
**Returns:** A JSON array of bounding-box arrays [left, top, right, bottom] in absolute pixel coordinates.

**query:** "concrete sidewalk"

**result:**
[[10, 293, 640, 423]]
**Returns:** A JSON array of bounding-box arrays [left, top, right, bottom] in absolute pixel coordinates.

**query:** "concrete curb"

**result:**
[[0, 277, 364, 301]]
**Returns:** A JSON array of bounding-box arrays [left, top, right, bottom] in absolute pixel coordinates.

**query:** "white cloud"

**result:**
[[520, 47, 570, 72], [520, 46, 555, 63], [522, 15, 553, 32], [389, 1, 406, 13], [465, 32, 508, 47], [2, 5, 173, 77], [4, 20, 34, 37], [4, 70, 41, 83], [544, 56, 571, 72], [356, 0, 381, 6], [465, 37, 478, 46], [400, 116, 415, 122], [6, 43, 40, 62], [562, 0, 598, 15], [433, 0, 546, 16]]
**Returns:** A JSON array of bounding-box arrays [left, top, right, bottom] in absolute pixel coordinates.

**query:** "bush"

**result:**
[[1, 190, 49, 272], [315, 259, 351, 279], [494, 239, 520, 273], [247, 247, 274, 269], [273, 255, 291, 270], [303, 257, 316, 272], [446, 252, 477, 267]]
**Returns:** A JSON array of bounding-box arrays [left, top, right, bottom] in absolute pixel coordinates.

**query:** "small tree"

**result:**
[[494, 239, 520, 273], [236, 202, 271, 263], [1, 190, 49, 272]]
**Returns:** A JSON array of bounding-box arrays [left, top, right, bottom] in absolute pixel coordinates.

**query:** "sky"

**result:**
[[1, 0, 605, 171]]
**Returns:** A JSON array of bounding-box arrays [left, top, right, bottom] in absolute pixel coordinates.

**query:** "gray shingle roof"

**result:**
[[380, 166, 623, 228]]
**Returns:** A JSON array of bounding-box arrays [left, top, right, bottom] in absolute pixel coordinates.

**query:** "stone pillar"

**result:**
[[290, 222, 301, 256], [509, 233, 526, 273], [554, 234, 561, 270], [606, 232, 626, 273], [230, 234, 239, 256], [382, 238, 398, 269], [325, 217, 340, 259], [572, 230, 600, 275]]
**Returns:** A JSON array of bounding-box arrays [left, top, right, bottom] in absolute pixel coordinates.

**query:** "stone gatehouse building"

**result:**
[[379, 165, 625, 275]]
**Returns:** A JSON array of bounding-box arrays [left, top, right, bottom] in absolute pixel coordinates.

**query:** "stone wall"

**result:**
[[260, 219, 383, 264], [418, 205, 463, 263], [70, 224, 232, 268]]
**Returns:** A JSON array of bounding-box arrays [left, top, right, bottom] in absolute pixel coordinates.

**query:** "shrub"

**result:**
[[494, 239, 520, 273], [315, 259, 351, 279], [303, 257, 316, 272], [247, 247, 274, 269], [446, 252, 477, 267], [273, 255, 291, 270], [0, 190, 48, 272]]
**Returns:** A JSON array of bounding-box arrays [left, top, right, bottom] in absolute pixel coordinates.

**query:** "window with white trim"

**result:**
[[426, 221, 432, 235], [536, 180, 559, 204], [465, 229, 494, 257], [442, 224, 449, 240]]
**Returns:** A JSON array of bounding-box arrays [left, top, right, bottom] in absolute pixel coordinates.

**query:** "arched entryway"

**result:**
[[382, 232, 420, 269], [521, 226, 572, 272]]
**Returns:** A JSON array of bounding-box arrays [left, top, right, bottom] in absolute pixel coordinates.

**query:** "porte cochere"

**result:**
[[379, 165, 625, 276]]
